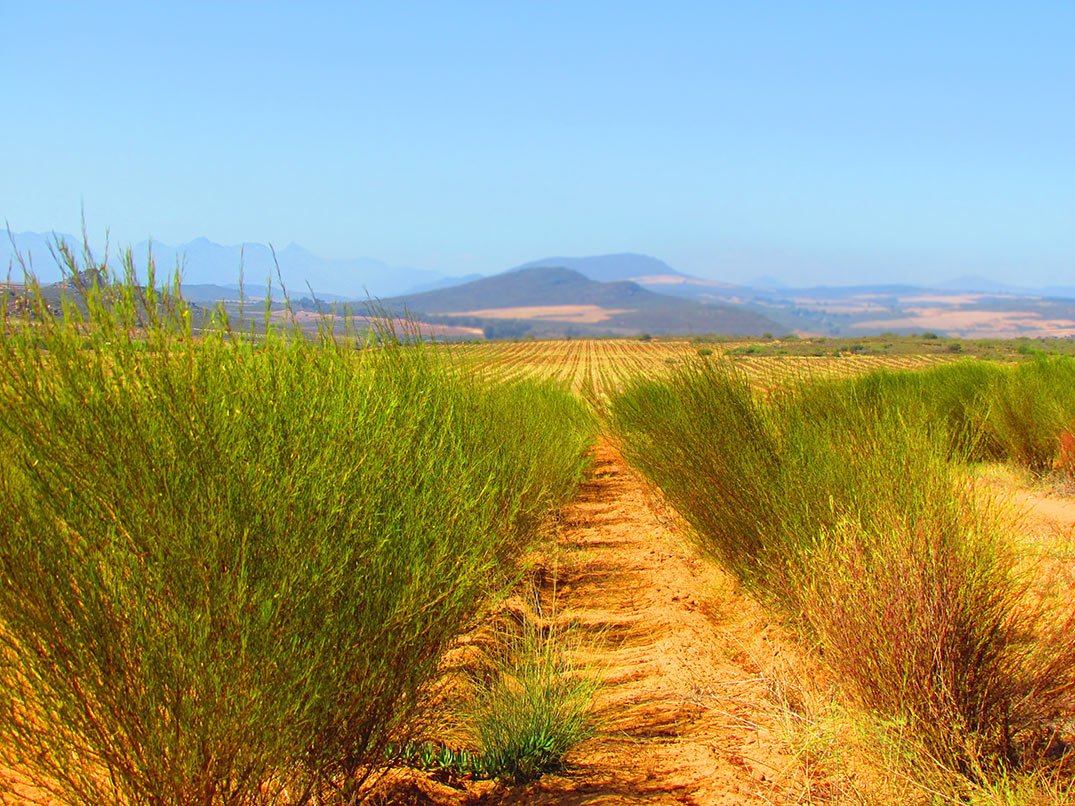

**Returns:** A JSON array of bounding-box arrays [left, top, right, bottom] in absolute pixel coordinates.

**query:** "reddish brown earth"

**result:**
[[377, 440, 827, 805]]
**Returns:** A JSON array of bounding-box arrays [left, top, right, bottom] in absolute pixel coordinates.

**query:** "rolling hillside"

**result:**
[[380, 267, 784, 337], [511, 253, 742, 301]]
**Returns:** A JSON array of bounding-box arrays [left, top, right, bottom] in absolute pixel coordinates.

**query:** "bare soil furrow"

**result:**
[[492, 440, 805, 805], [377, 438, 820, 805]]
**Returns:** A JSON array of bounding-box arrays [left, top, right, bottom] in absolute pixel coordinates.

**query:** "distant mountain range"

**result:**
[[2, 232, 455, 298], [379, 266, 784, 337], [7, 231, 1072, 301], [511, 253, 688, 283], [511, 253, 744, 302], [5, 231, 1074, 338], [936, 275, 1075, 298]]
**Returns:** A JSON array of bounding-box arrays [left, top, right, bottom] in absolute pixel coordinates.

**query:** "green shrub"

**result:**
[[773, 401, 1042, 771], [465, 616, 596, 783], [613, 361, 780, 585], [809, 361, 1004, 459], [0, 246, 595, 804], [612, 358, 1075, 779], [981, 357, 1075, 474]]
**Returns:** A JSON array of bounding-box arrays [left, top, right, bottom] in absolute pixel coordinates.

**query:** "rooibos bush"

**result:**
[[613, 358, 1075, 783], [982, 357, 1075, 474], [0, 242, 594, 804]]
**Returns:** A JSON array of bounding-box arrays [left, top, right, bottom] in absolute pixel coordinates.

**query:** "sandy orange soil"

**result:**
[[973, 467, 1075, 551], [1011, 485, 1075, 536], [986, 472, 1075, 599], [375, 440, 827, 804]]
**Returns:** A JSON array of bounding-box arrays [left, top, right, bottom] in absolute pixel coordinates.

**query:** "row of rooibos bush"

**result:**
[[612, 358, 1075, 793], [813, 357, 1075, 473], [0, 251, 595, 804]]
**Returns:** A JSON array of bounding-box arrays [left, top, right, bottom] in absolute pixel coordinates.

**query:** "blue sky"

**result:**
[[3, 1, 1072, 286]]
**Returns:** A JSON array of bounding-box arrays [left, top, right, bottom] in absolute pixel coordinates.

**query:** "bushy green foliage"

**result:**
[[465, 617, 596, 783], [612, 359, 1075, 779], [0, 249, 595, 804], [793, 358, 1075, 472], [389, 612, 596, 785], [772, 396, 1040, 772], [981, 357, 1075, 473], [793, 361, 1004, 459], [609, 361, 780, 585]]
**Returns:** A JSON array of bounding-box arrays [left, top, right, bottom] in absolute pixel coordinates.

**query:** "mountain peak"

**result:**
[[378, 265, 783, 337], [279, 242, 313, 257], [511, 253, 691, 283]]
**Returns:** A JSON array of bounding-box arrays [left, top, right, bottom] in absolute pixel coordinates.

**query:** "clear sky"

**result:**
[[3, 1, 1073, 286]]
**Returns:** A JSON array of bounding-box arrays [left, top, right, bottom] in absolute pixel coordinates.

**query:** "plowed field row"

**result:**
[[451, 340, 958, 404]]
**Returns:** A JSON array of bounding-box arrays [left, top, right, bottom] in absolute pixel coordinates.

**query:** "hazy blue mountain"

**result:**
[[510, 252, 748, 303], [173, 284, 246, 303], [1043, 286, 1075, 300], [511, 253, 691, 283], [936, 276, 1033, 295], [9, 232, 1073, 324], [932, 276, 1075, 299], [125, 238, 449, 298], [1, 232, 464, 298], [2, 231, 78, 281], [387, 266, 636, 311], [749, 275, 790, 290], [792, 283, 925, 297]]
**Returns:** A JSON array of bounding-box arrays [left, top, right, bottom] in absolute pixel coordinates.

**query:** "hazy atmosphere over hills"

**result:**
[[512, 254, 693, 284], [3, 4, 1073, 336], [1, 232, 451, 299], [7, 232, 1075, 339]]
